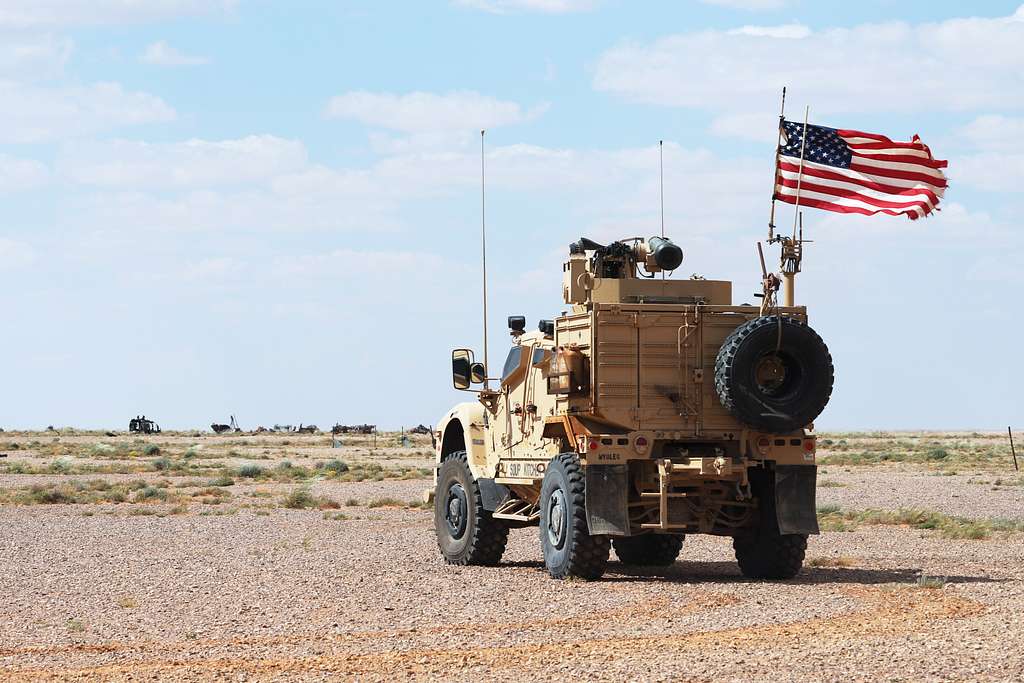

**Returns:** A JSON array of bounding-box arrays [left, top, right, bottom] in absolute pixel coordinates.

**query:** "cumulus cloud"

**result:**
[[325, 90, 548, 133], [140, 40, 209, 67], [0, 0, 237, 28], [952, 115, 1024, 192], [0, 33, 72, 77], [958, 114, 1024, 152], [59, 136, 307, 188], [0, 154, 49, 191], [699, 0, 789, 10], [0, 81, 175, 143], [51, 134, 765, 244], [453, 0, 596, 13], [0, 238, 36, 269], [728, 23, 809, 38], [594, 7, 1024, 115]]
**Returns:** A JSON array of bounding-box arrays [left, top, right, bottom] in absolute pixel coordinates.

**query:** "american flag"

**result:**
[[774, 120, 947, 220]]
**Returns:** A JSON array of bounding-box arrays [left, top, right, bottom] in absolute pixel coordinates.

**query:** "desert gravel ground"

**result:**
[[1, 431, 1022, 681]]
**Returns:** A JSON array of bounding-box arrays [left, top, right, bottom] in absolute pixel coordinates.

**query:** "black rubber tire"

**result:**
[[434, 452, 508, 566], [714, 315, 833, 433], [539, 453, 610, 580], [612, 534, 684, 567], [733, 532, 807, 580]]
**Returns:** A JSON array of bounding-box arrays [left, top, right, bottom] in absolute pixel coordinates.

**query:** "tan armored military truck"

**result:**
[[433, 236, 833, 580]]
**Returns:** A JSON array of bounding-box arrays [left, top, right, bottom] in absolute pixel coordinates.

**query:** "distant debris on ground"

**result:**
[[408, 424, 431, 435], [332, 423, 376, 435], [211, 415, 243, 434], [296, 424, 318, 434], [128, 416, 160, 434]]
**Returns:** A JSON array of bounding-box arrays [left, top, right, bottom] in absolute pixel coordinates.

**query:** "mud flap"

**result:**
[[774, 465, 819, 535], [477, 478, 509, 512], [585, 465, 629, 535]]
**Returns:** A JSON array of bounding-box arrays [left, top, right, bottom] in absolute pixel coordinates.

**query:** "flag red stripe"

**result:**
[[775, 176, 937, 211], [775, 183, 934, 216], [775, 193, 927, 219], [777, 159, 946, 197], [844, 139, 929, 151], [852, 152, 948, 169], [848, 159, 948, 188]]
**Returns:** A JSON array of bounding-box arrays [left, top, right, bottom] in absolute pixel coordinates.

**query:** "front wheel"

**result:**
[[434, 452, 508, 566], [539, 453, 609, 580]]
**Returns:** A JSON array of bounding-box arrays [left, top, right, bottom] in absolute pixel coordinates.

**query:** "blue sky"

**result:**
[[1, 0, 1021, 431]]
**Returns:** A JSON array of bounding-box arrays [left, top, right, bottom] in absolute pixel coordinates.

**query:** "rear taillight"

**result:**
[[756, 437, 771, 455], [589, 438, 599, 451], [803, 439, 816, 453], [634, 436, 649, 453]]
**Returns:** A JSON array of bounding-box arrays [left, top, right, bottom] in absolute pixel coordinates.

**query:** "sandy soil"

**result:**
[[1, 432, 1022, 682]]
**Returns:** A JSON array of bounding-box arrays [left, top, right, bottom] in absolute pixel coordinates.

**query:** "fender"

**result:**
[[435, 401, 490, 481]]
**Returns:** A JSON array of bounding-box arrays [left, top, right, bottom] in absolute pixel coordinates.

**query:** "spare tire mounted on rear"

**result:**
[[714, 315, 833, 434]]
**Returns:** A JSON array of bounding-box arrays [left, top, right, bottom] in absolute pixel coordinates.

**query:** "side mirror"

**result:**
[[470, 362, 486, 384], [452, 349, 475, 390]]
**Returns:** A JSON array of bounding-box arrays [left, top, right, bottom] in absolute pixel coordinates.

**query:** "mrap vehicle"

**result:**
[[432, 235, 833, 580]]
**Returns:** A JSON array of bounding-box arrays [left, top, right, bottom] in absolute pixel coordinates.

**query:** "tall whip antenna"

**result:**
[[768, 86, 786, 242], [659, 140, 665, 239], [480, 129, 490, 389]]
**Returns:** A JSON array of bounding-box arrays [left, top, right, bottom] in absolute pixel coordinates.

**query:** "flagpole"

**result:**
[[791, 105, 810, 240]]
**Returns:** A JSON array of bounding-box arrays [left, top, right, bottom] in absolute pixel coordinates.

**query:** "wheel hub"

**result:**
[[546, 489, 567, 549], [445, 483, 468, 540], [755, 355, 786, 394]]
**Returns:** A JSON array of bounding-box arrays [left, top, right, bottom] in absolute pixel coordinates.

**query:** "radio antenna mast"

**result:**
[[659, 140, 666, 280], [768, 86, 786, 242], [480, 129, 490, 389], [659, 140, 665, 239]]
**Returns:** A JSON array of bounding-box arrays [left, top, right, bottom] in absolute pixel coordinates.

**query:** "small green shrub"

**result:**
[[317, 459, 349, 474], [236, 464, 264, 478]]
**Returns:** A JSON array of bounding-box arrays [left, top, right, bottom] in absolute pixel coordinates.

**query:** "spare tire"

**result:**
[[714, 315, 833, 433]]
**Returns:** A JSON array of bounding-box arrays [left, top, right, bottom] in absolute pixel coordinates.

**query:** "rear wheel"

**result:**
[[539, 453, 609, 580], [714, 315, 833, 433], [434, 452, 508, 566], [612, 534, 684, 567], [733, 532, 807, 579]]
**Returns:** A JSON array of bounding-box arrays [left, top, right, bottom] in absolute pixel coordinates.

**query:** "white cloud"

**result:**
[[53, 135, 766, 243], [140, 40, 209, 67], [594, 7, 1024, 117], [709, 112, 779, 142], [184, 256, 245, 280], [60, 136, 307, 188], [0, 154, 49, 192], [728, 23, 809, 38], [958, 114, 1024, 152], [955, 153, 1024, 192], [453, 0, 596, 13], [0, 238, 36, 269], [700, 0, 789, 10], [0, 0, 237, 28], [0, 81, 175, 143], [0, 33, 72, 77], [952, 115, 1024, 191], [325, 90, 548, 133]]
